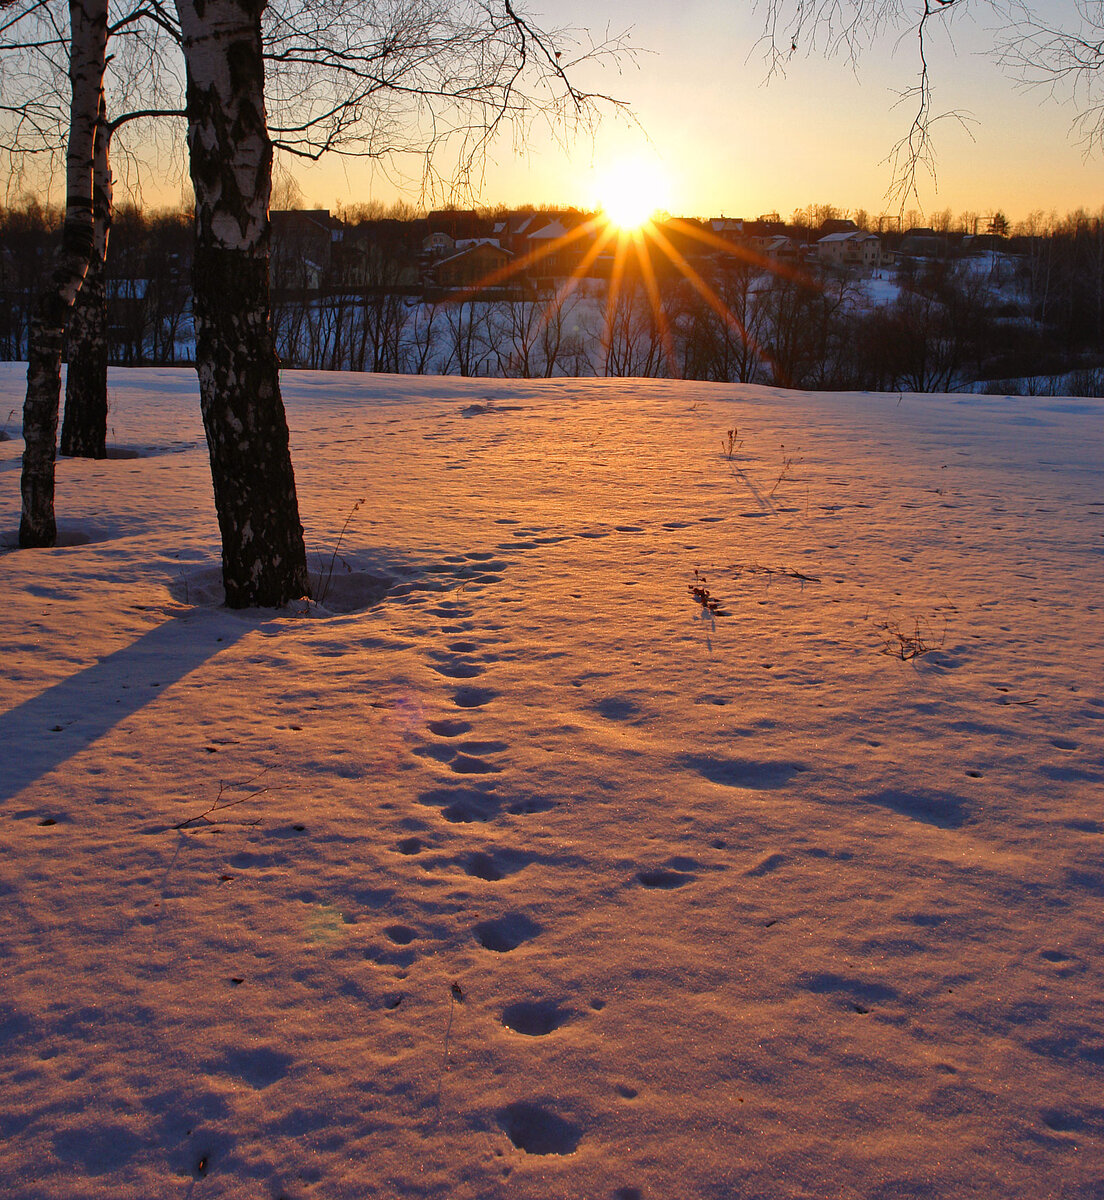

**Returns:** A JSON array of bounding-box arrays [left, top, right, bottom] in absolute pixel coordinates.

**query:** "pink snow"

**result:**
[[1, 363, 1102, 1198]]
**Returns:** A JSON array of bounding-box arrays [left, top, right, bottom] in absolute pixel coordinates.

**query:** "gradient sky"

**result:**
[[283, 0, 1104, 224]]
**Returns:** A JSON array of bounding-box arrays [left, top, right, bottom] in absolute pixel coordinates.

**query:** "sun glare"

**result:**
[[596, 157, 671, 231]]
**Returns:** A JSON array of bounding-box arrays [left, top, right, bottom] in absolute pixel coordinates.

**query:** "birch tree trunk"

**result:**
[[19, 0, 108, 547], [175, 0, 309, 608], [61, 88, 111, 460]]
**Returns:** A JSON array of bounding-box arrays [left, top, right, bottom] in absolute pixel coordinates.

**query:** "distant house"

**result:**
[[454, 237, 503, 252], [493, 212, 541, 255], [816, 230, 884, 268], [422, 231, 456, 257], [525, 219, 577, 276], [819, 218, 859, 238], [271, 209, 335, 291], [750, 234, 796, 260], [340, 233, 420, 289], [433, 242, 513, 289], [899, 228, 949, 260]]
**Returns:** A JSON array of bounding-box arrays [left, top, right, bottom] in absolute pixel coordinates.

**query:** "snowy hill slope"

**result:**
[[1, 364, 1102, 1199]]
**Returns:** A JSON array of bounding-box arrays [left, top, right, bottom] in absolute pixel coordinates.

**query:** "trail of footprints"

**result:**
[[401, 509, 774, 607], [379, 562, 726, 1168], [373, 514, 857, 1164]]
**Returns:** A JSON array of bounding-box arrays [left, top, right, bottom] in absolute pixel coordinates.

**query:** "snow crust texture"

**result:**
[[1, 363, 1103, 1199]]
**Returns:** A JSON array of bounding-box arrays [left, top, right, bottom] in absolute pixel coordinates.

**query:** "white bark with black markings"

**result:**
[[175, 0, 309, 607], [19, 0, 108, 547], [61, 86, 112, 460]]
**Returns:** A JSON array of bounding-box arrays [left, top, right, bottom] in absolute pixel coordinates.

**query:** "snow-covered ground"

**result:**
[[1, 362, 1102, 1199]]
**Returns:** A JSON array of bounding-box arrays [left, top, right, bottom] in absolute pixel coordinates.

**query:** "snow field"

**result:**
[[1, 363, 1102, 1199]]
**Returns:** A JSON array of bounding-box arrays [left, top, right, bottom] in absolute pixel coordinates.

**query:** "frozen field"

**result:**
[[1, 363, 1102, 1198]]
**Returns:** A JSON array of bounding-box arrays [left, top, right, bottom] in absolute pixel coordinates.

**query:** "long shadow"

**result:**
[[1, 611, 247, 803]]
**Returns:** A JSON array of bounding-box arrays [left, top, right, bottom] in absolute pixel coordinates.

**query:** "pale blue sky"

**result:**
[[294, 0, 1104, 221]]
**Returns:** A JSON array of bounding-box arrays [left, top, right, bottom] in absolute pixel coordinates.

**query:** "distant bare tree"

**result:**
[[402, 297, 442, 374], [441, 296, 491, 376], [762, 0, 1104, 210], [603, 277, 666, 378], [538, 289, 585, 377], [998, 2, 1104, 152]]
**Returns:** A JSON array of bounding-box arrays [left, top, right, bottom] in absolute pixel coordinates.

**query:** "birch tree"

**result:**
[[173, 0, 310, 608], [168, 0, 627, 606], [2, 0, 185, 461], [17, 0, 107, 547], [59, 85, 110, 455]]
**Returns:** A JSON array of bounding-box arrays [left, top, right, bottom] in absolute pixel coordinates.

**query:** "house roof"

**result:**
[[434, 243, 513, 269], [454, 237, 502, 251], [527, 220, 570, 242], [817, 231, 880, 244]]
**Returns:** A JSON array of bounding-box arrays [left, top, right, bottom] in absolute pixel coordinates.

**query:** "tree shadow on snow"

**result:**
[[0, 611, 247, 802]]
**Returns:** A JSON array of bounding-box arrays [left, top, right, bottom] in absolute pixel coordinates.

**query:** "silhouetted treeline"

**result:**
[[3, 198, 1104, 391], [0, 201, 192, 365]]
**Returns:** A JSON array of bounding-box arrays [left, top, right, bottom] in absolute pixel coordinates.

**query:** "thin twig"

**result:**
[[172, 769, 271, 829]]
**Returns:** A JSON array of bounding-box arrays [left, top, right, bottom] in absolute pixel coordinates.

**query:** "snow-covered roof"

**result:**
[[434, 242, 512, 268], [818, 231, 880, 244], [527, 220, 570, 242]]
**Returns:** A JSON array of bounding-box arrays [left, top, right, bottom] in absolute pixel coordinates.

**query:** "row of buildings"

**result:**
[[268, 209, 909, 296]]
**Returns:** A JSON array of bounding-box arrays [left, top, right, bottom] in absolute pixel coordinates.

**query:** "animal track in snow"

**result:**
[[502, 999, 574, 1036], [462, 849, 532, 881], [473, 912, 541, 952], [745, 852, 787, 876], [802, 971, 900, 1010], [861, 787, 968, 829], [418, 786, 500, 824], [445, 640, 481, 654], [427, 654, 485, 680], [680, 753, 805, 790], [497, 1102, 581, 1155], [448, 754, 501, 775], [505, 794, 555, 816], [592, 697, 641, 721], [427, 719, 471, 738], [214, 1045, 291, 1090], [637, 868, 695, 889], [452, 686, 498, 709]]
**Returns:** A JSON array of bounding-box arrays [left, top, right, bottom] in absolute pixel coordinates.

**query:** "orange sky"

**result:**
[[282, 1, 1104, 224]]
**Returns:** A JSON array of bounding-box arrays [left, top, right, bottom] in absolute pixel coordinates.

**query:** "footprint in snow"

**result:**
[[448, 754, 501, 775], [452, 686, 498, 709], [427, 718, 471, 738], [637, 868, 695, 889], [473, 913, 541, 952], [463, 849, 532, 881], [501, 999, 574, 1036], [428, 655, 485, 680], [497, 1102, 581, 1155], [418, 785, 500, 824]]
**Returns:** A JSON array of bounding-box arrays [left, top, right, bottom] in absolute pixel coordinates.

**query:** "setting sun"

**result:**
[[594, 156, 671, 230]]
